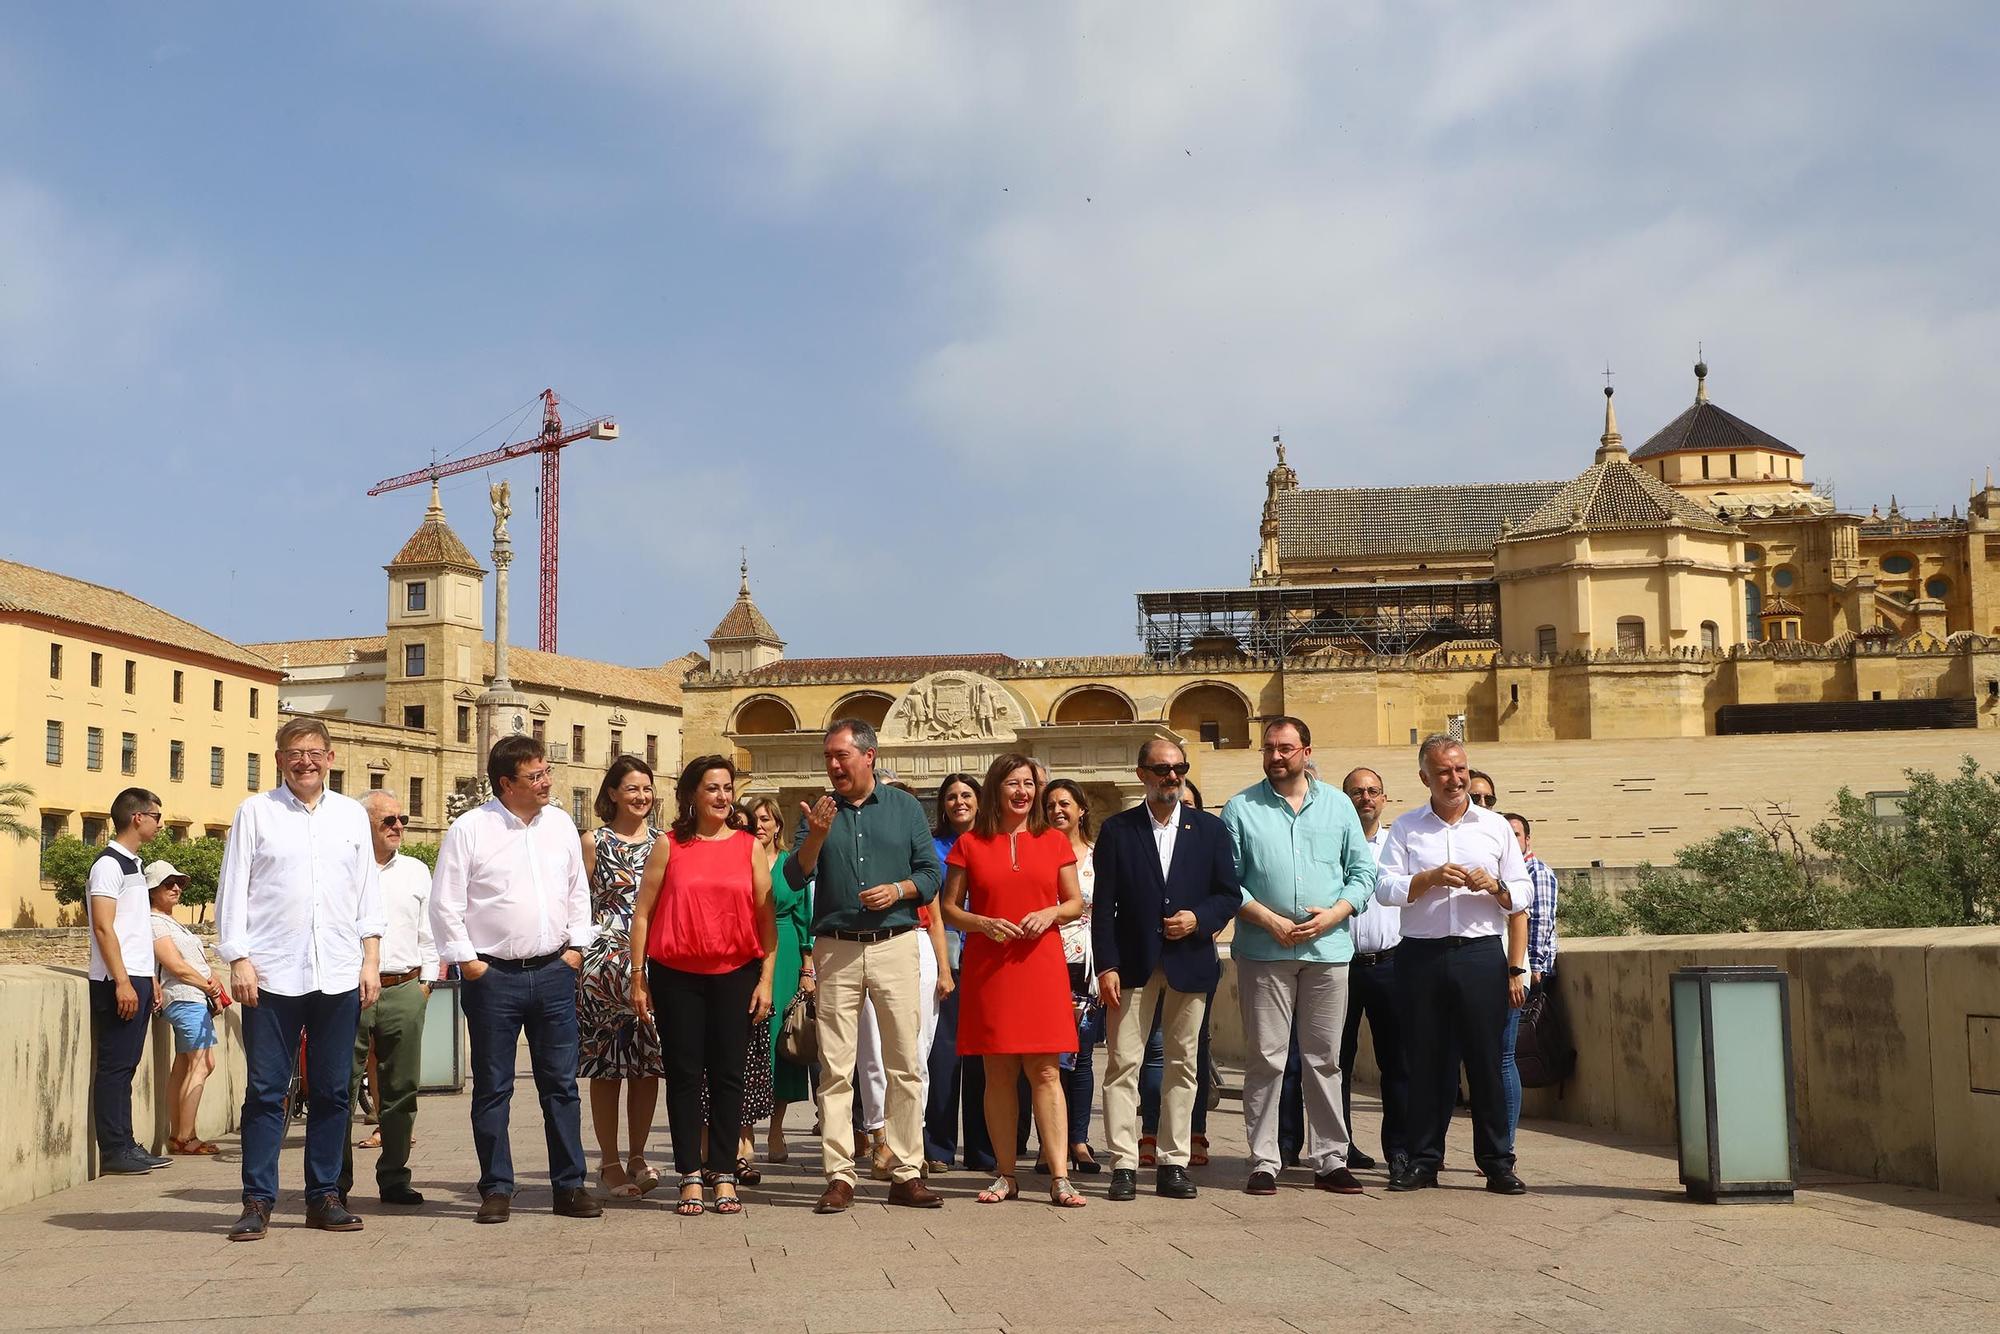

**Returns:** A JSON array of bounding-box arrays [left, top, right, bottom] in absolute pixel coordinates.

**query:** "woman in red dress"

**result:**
[[941, 752, 1086, 1207]]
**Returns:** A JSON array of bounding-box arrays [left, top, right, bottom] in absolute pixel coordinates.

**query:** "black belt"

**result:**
[[822, 924, 915, 944], [1352, 948, 1397, 967], [476, 950, 565, 971], [1400, 935, 1500, 950]]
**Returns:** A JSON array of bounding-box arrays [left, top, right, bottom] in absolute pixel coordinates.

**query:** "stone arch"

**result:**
[[1049, 684, 1137, 724], [730, 694, 799, 735], [825, 691, 895, 732], [1167, 680, 1253, 750]]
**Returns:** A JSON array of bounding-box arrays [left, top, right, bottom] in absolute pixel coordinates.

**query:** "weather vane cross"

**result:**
[[1602, 362, 1615, 390]]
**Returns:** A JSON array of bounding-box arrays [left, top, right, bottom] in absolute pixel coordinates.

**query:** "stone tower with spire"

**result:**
[[705, 557, 785, 674], [382, 483, 488, 813], [1253, 434, 1299, 585]]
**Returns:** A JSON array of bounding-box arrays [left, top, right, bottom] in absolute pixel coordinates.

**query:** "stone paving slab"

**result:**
[[3, 1052, 1997, 1332]]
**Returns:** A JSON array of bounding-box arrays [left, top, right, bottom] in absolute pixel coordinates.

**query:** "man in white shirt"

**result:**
[[1375, 734, 1532, 1196], [430, 735, 600, 1224], [339, 790, 438, 1208], [216, 719, 385, 1240], [1342, 767, 1410, 1175], [89, 787, 171, 1176]]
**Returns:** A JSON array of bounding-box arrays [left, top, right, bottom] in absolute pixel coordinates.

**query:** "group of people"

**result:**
[[84, 709, 1559, 1236]]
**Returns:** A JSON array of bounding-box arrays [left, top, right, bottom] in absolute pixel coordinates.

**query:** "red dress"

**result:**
[[950, 828, 1079, 1056]]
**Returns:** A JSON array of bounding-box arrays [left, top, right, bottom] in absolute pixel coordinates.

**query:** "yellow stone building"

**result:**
[[0, 558, 281, 926]]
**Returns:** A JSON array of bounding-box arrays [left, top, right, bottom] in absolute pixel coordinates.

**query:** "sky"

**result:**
[[5, 2, 1997, 666]]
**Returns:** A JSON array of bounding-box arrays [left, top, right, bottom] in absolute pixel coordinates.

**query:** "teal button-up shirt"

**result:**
[[1221, 777, 1376, 964], [786, 783, 941, 936]]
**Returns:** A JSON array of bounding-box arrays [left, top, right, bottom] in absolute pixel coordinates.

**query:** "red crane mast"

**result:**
[[368, 388, 618, 653]]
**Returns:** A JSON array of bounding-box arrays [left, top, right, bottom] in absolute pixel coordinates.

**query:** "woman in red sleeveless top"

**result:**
[[630, 756, 775, 1216], [941, 752, 1086, 1207]]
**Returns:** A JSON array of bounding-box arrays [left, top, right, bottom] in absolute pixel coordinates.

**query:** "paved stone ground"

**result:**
[[3, 1057, 1997, 1333]]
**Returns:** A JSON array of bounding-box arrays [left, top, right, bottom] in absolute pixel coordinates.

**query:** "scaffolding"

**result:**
[[1135, 580, 1502, 661]]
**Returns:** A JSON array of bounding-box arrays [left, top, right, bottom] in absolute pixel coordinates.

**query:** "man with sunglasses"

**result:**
[[217, 718, 385, 1240], [339, 790, 438, 1209], [88, 787, 171, 1176], [1093, 737, 1242, 1201]]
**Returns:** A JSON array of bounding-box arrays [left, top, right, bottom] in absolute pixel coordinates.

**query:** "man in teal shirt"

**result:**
[[1222, 716, 1376, 1196]]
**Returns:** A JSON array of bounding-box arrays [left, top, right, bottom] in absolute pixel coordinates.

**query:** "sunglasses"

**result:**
[[1142, 762, 1192, 778], [379, 815, 410, 828], [1469, 793, 1496, 807]]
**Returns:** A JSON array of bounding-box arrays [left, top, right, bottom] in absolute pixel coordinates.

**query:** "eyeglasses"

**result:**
[[280, 748, 331, 763], [1469, 793, 1496, 807], [1345, 787, 1383, 799], [379, 815, 409, 829], [1142, 762, 1192, 778], [1260, 745, 1304, 758], [139, 810, 164, 822], [515, 768, 552, 784]]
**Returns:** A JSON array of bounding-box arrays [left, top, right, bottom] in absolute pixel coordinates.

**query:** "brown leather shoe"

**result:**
[[1314, 1167, 1365, 1195], [552, 1186, 603, 1219], [814, 1180, 854, 1214], [227, 1197, 271, 1242], [886, 1177, 943, 1209], [475, 1192, 512, 1224]]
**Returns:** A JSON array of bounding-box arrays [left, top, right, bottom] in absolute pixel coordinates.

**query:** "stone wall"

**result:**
[[0, 965, 247, 1211]]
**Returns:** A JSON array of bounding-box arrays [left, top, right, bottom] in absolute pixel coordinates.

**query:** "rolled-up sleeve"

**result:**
[[429, 821, 475, 964], [215, 800, 255, 963]]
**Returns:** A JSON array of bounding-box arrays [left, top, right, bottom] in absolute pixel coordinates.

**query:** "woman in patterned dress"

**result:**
[[578, 756, 666, 1198]]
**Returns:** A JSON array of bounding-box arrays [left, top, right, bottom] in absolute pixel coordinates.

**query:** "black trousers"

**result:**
[[1340, 952, 1411, 1162], [650, 960, 759, 1177], [1397, 936, 1513, 1177], [90, 977, 155, 1156]]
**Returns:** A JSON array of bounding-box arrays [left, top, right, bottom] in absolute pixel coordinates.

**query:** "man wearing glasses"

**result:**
[[1467, 770, 1498, 809], [1093, 737, 1242, 1201], [88, 787, 171, 1176], [1341, 766, 1410, 1176], [217, 719, 385, 1240], [339, 790, 438, 1209]]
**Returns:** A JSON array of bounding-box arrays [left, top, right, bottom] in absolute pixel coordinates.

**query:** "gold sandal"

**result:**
[[976, 1174, 1019, 1204]]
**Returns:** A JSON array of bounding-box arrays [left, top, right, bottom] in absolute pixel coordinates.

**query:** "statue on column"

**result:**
[[490, 479, 512, 546]]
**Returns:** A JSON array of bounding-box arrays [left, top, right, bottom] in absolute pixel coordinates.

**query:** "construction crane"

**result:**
[[368, 388, 618, 653]]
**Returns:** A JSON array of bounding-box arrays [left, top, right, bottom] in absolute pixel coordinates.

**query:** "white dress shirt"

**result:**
[[1374, 801, 1530, 939], [1150, 803, 1181, 879], [377, 853, 442, 981], [87, 844, 154, 981], [216, 785, 386, 995], [429, 799, 595, 964], [1353, 828, 1403, 954]]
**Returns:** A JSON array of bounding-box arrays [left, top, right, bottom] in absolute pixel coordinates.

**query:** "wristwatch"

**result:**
[[1507, 966, 1528, 977]]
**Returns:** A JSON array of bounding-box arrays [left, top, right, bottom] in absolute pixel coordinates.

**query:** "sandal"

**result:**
[[357, 1132, 382, 1150], [674, 1175, 705, 1216], [767, 1134, 789, 1164], [1071, 1144, 1102, 1174], [167, 1137, 220, 1156], [711, 1174, 743, 1215], [1049, 1177, 1088, 1208], [735, 1156, 762, 1187], [1138, 1135, 1158, 1168], [976, 1174, 1020, 1204], [1191, 1134, 1210, 1168], [627, 1156, 661, 1196], [599, 1161, 641, 1200]]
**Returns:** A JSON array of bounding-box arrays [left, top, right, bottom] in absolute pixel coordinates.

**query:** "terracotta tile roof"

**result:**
[[1504, 458, 1742, 540], [737, 653, 1017, 684], [0, 557, 280, 675], [709, 594, 782, 644], [1632, 400, 1801, 460], [248, 634, 685, 709], [388, 502, 483, 573], [1761, 596, 1805, 617], [1276, 482, 1564, 562]]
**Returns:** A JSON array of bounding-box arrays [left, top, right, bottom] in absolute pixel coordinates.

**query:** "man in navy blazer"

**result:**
[[1092, 737, 1242, 1201]]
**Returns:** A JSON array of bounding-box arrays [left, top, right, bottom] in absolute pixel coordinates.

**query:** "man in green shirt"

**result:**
[[786, 719, 942, 1212], [1221, 716, 1376, 1197]]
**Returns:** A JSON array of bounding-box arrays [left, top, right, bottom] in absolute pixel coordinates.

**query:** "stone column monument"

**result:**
[[473, 479, 531, 805]]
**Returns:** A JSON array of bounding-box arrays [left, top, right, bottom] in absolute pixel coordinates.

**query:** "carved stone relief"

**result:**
[[878, 671, 1032, 744]]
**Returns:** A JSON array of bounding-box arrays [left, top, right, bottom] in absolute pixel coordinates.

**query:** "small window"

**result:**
[[83, 817, 106, 845], [40, 813, 64, 851], [328, 768, 345, 794], [1616, 617, 1645, 652], [408, 777, 425, 818], [247, 754, 262, 790], [45, 720, 63, 765], [1198, 720, 1220, 744], [1773, 566, 1796, 590], [405, 643, 426, 677], [172, 670, 184, 704], [213, 680, 224, 712], [405, 580, 428, 612], [1700, 455, 1710, 479], [532, 719, 546, 743], [1700, 621, 1720, 651], [645, 734, 658, 767], [48, 644, 61, 679], [249, 687, 260, 718], [572, 724, 585, 757], [120, 732, 137, 776], [403, 705, 427, 730], [609, 729, 623, 763], [86, 726, 104, 771], [1926, 576, 1950, 599], [123, 660, 136, 694], [1880, 554, 1915, 575], [90, 652, 103, 687], [369, 771, 386, 791], [1535, 625, 1557, 658], [169, 741, 185, 783], [1729, 453, 1739, 478], [1745, 580, 1763, 640], [209, 746, 225, 786], [1744, 545, 1764, 564], [457, 706, 472, 744], [571, 789, 588, 825]]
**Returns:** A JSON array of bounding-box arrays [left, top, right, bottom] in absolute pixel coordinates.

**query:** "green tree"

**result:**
[[1812, 757, 2000, 926], [1553, 870, 1631, 937], [139, 833, 227, 922], [1624, 816, 1837, 935], [402, 840, 439, 872], [41, 835, 101, 906], [0, 734, 36, 845]]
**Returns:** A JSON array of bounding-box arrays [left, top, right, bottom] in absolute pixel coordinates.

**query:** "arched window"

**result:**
[[1616, 617, 1645, 652], [1745, 580, 1763, 640], [1166, 682, 1252, 750], [731, 696, 799, 735], [826, 692, 894, 732], [1050, 685, 1136, 724], [1700, 621, 1720, 651]]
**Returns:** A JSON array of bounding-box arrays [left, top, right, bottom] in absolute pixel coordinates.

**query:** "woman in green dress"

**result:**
[[744, 795, 813, 1163]]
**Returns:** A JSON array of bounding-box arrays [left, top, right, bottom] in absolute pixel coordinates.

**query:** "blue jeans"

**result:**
[[1501, 1004, 1523, 1148], [924, 969, 963, 1163], [1139, 993, 1211, 1139], [462, 957, 587, 1198], [90, 977, 155, 1157], [239, 987, 361, 1205]]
